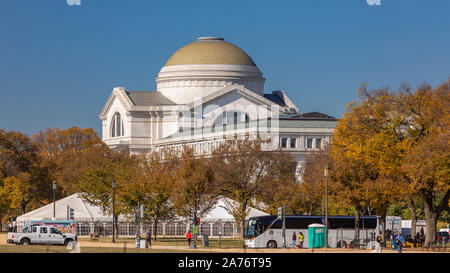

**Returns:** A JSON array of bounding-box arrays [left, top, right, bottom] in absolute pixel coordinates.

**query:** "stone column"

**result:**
[[299, 136, 305, 150]]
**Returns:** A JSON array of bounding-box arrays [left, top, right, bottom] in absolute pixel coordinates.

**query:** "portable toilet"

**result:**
[[308, 223, 326, 248]]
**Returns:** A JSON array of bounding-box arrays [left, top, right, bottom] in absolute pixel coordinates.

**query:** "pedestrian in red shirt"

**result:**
[[186, 231, 193, 247]]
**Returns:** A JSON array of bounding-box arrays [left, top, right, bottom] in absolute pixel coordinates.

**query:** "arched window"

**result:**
[[111, 112, 124, 138]]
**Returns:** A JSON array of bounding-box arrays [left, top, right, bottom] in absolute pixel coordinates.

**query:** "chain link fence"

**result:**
[[75, 221, 241, 238]]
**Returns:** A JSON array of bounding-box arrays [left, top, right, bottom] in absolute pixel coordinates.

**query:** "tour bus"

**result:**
[[244, 215, 379, 248]]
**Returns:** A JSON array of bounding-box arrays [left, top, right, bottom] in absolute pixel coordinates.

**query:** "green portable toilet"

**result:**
[[308, 223, 326, 248]]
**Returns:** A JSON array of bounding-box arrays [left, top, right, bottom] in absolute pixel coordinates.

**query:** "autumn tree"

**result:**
[[0, 130, 51, 216], [32, 127, 109, 196], [77, 150, 135, 239], [121, 151, 177, 240], [258, 150, 297, 215], [330, 85, 407, 243], [0, 175, 20, 229], [172, 148, 218, 223], [211, 137, 293, 240], [402, 115, 449, 244], [295, 147, 332, 215], [331, 80, 450, 245], [386, 81, 449, 244]]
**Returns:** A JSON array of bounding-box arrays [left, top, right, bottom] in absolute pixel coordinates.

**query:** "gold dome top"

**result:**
[[164, 37, 256, 67]]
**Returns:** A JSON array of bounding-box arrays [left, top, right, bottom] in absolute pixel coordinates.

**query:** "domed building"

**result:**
[[157, 37, 265, 104], [99, 37, 337, 177]]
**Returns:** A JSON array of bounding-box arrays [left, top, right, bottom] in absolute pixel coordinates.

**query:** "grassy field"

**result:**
[[78, 236, 244, 249], [2, 233, 447, 253], [0, 244, 213, 253]]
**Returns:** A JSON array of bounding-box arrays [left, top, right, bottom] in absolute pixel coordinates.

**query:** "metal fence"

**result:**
[[75, 221, 240, 238]]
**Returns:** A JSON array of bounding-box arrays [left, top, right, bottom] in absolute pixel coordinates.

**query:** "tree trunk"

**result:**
[[423, 203, 437, 245], [422, 190, 450, 245], [354, 206, 361, 242], [153, 219, 158, 241], [240, 205, 247, 248], [21, 202, 27, 215], [408, 199, 417, 240], [241, 220, 246, 248], [379, 216, 387, 247]]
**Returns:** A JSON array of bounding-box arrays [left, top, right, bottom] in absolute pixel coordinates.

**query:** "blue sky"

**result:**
[[1, 0, 449, 136]]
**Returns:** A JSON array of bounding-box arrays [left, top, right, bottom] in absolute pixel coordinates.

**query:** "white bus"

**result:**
[[244, 215, 379, 248]]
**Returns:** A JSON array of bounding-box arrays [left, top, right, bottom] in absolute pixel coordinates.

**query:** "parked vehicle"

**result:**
[[244, 215, 379, 248], [436, 231, 449, 244], [7, 225, 77, 246]]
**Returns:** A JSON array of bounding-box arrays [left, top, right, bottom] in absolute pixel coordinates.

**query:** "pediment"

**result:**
[[187, 85, 282, 113], [99, 87, 133, 119]]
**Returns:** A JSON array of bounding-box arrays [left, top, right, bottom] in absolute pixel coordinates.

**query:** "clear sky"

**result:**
[[1, 0, 449, 136]]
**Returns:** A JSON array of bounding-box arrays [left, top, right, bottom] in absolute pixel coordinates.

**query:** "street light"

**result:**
[[52, 181, 57, 218], [112, 179, 116, 243], [324, 164, 329, 250], [192, 211, 197, 249]]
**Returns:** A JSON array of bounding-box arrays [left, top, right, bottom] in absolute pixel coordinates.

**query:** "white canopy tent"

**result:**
[[15, 193, 269, 237], [201, 197, 269, 221], [16, 194, 268, 224], [15, 193, 124, 225]]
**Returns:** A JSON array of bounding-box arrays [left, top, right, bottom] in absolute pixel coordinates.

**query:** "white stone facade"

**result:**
[[99, 37, 337, 180], [156, 64, 265, 104]]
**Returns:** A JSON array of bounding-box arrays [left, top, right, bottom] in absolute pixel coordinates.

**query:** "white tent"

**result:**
[[16, 194, 268, 225], [15, 193, 124, 225], [202, 197, 269, 221]]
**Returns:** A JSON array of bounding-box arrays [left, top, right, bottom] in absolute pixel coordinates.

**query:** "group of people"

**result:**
[[376, 231, 405, 253], [291, 231, 305, 249], [391, 232, 405, 253]]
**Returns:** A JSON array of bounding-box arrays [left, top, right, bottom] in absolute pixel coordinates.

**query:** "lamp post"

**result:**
[[112, 179, 116, 243], [52, 181, 57, 218], [324, 165, 329, 250], [192, 211, 197, 249]]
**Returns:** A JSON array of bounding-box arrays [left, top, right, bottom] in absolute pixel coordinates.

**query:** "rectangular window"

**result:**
[[51, 228, 60, 234], [306, 138, 313, 149], [316, 138, 322, 149], [290, 138, 296, 148], [281, 138, 288, 148]]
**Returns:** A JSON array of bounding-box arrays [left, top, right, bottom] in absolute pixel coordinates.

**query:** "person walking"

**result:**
[[391, 232, 396, 251], [145, 227, 151, 249], [186, 231, 193, 248], [376, 235, 383, 253], [395, 232, 405, 253], [292, 232, 297, 249], [298, 232, 304, 248]]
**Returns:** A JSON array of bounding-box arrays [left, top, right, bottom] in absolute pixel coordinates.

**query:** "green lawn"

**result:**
[[78, 236, 244, 249], [0, 244, 210, 253]]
